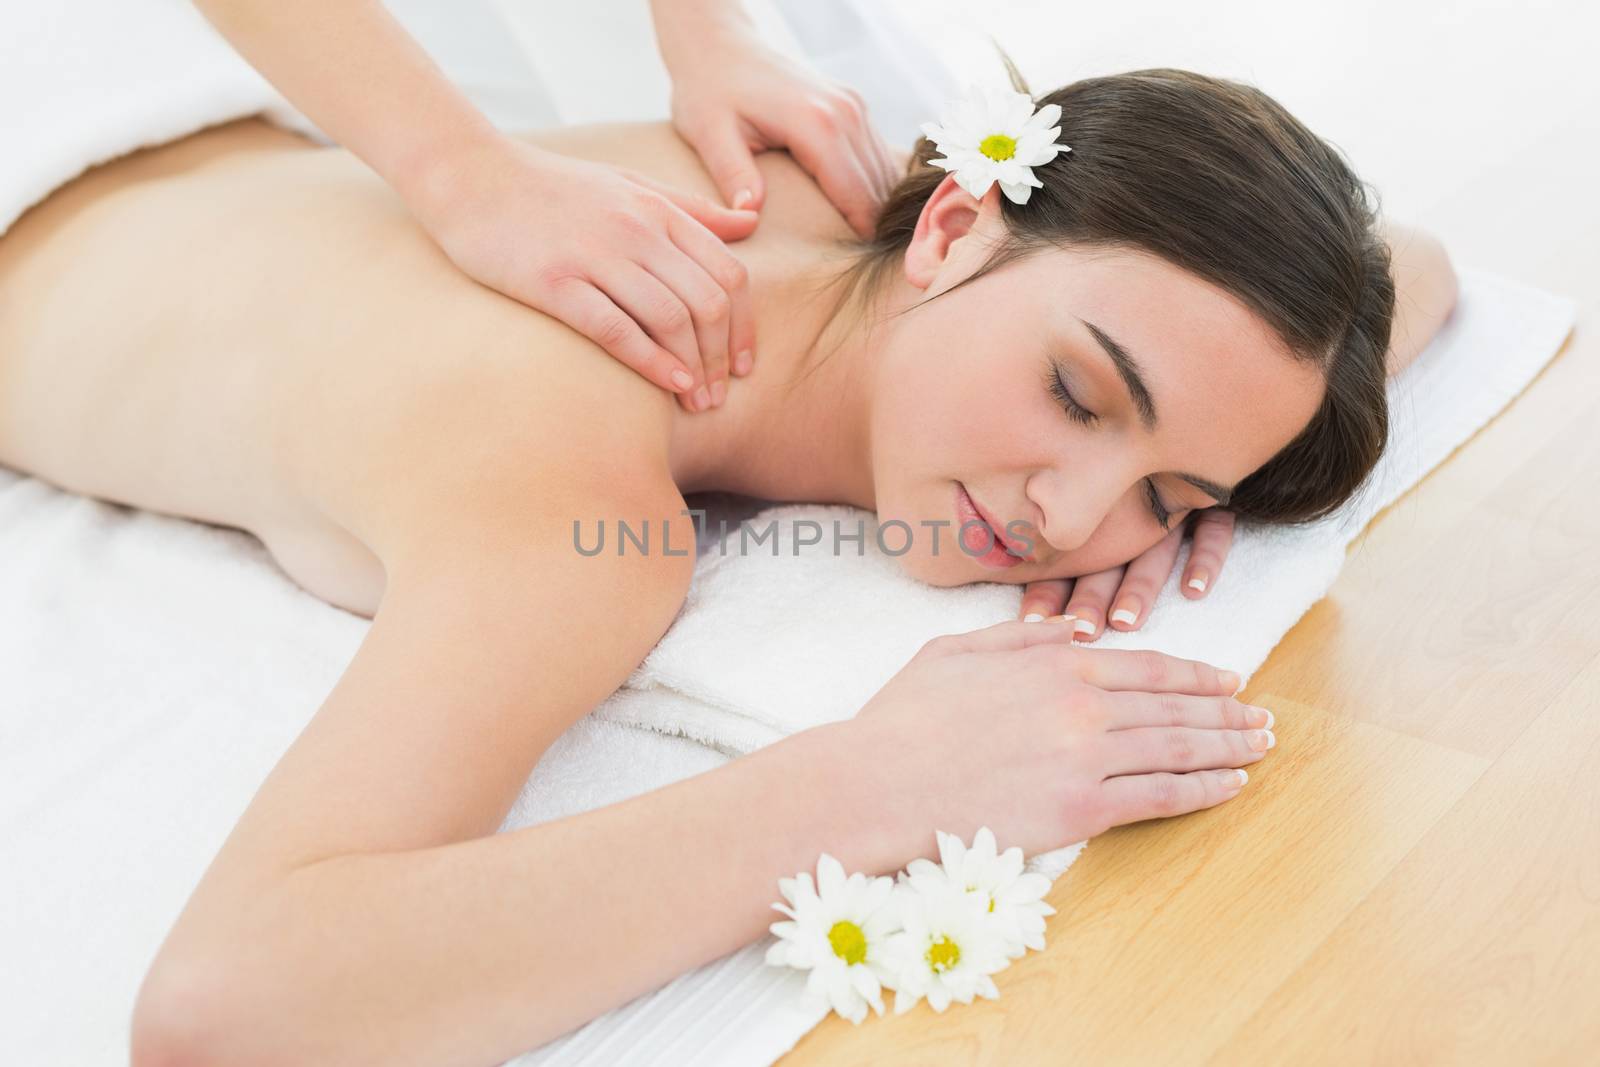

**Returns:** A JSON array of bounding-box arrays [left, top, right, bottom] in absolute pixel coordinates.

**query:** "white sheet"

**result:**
[[0, 2, 1581, 1065]]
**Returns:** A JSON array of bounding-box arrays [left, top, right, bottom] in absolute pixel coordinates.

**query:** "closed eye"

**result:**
[[1045, 363, 1097, 427], [1044, 361, 1181, 532]]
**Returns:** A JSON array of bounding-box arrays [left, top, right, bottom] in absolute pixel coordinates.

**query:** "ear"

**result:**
[[903, 175, 1005, 290]]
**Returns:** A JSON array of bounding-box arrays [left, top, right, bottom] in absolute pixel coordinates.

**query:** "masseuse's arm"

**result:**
[[190, 0, 758, 411], [649, 0, 900, 240]]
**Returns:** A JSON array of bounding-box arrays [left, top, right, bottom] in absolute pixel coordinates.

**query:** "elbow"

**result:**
[[131, 954, 223, 1067], [132, 951, 281, 1067], [1383, 225, 1461, 377]]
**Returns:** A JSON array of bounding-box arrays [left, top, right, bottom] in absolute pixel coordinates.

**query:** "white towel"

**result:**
[[607, 266, 1579, 746]]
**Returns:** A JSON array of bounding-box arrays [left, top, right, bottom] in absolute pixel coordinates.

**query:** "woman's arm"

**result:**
[[1382, 221, 1460, 378], [128, 489, 909, 1064]]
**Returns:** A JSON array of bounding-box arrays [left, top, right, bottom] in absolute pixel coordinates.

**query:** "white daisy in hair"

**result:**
[[902, 826, 1057, 959], [920, 83, 1071, 204], [881, 877, 1012, 1015], [765, 853, 900, 1024]]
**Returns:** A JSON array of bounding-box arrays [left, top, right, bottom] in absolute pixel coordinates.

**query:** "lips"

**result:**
[[954, 482, 1032, 569]]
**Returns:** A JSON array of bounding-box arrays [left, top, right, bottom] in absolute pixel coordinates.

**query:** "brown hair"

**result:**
[[822, 67, 1395, 527]]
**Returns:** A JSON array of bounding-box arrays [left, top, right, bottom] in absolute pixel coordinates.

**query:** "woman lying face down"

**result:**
[[0, 66, 1458, 1065], [675, 69, 1403, 590]]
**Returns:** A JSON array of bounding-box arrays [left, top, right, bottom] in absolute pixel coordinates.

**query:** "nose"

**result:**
[[1026, 464, 1126, 555]]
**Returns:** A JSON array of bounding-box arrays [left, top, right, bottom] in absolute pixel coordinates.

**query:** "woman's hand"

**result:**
[[847, 617, 1269, 858], [1016, 509, 1239, 640], [656, 21, 900, 244], [405, 134, 759, 413]]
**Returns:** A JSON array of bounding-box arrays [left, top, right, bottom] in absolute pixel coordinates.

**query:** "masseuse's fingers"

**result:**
[[549, 277, 697, 398], [660, 206, 756, 396], [1181, 508, 1237, 597], [1018, 578, 1072, 621], [676, 117, 769, 218], [621, 169, 760, 242], [782, 106, 886, 239], [1106, 523, 1186, 633], [637, 243, 735, 410], [593, 261, 707, 410], [1062, 564, 1127, 642]]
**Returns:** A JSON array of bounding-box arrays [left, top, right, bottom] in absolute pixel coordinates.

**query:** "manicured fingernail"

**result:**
[[1188, 573, 1208, 593], [735, 349, 753, 375], [1023, 613, 1045, 622], [1219, 670, 1242, 692], [732, 188, 753, 210], [671, 368, 695, 391], [710, 380, 726, 407], [1263, 708, 1275, 729], [1228, 769, 1249, 788], [1247, 729, 1276, 751], [1110, 604, 1139, 627], [693, 386, 711, 409], [1073, 619, 1096, 637]]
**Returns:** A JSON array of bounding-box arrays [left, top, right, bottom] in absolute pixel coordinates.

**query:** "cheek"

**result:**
[[1046, 501, 1171, 578]]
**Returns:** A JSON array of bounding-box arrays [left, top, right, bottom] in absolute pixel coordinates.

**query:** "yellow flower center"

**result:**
[[828, 920, 868, 966], [978, 133, 1017, 162], [988, 896, 996, 913], [926, 935, 962, 973]]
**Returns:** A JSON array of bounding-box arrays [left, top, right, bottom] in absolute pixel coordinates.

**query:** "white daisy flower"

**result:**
[[881, 878, 1012, 1015], [764, 852, 901, 1024], [920, 84, 1071, 205], [902, 826, 1057, 959]]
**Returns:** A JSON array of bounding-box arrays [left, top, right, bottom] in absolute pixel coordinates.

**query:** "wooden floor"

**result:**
[[784, 6, 1600, 1061]]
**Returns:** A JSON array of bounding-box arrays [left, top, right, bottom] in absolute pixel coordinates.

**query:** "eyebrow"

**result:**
[[1077, 317, 1236, 508]]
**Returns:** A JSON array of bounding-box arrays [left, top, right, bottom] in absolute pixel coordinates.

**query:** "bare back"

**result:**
[[0, 117, 851, 613]]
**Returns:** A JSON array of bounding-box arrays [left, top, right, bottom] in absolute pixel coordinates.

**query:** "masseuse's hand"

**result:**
[[657, 21, 899, 244], [410, 135, 759, 413], [847, 617, 1266, 858], [1017, 509, 1239, 639]]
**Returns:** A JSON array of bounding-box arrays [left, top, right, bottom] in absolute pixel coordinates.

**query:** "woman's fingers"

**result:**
[[543, 276, 695, 397], [1062, 564, 1127, 641], [1098, 723, 1271, 778], [919, 614, 1080, 658], [1070, 646, 1240, 697], [591, 262, 705, 408], [1106, 523, 1186, 632], [1100, 690, 1273, 732], [1182, 508, 1237, 597], [1018, 578, 1071, 621], [1097, 768, 1250, 824]]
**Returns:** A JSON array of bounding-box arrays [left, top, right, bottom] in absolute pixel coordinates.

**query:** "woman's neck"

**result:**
[[667, 242, 893, 512]]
